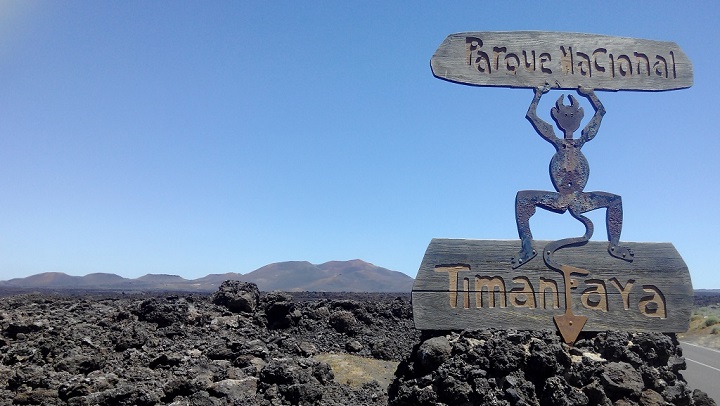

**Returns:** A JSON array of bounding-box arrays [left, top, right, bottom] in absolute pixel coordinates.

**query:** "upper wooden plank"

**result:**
[[431, 31, 693, 91]]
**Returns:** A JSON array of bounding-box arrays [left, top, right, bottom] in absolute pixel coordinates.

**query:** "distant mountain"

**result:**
[[81, 273, 128, 285], [0, 260, 413, 292], [15, 272, 79, 287], [193, 273, 245, 284], [242, 259, 414, 292]]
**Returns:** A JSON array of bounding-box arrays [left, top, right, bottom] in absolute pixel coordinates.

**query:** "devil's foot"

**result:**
[[609, 244, 634, 261], [512, 243, 537, 269]]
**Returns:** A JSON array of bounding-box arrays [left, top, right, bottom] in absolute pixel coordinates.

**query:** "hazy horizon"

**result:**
[[0, 258, 410, 281]]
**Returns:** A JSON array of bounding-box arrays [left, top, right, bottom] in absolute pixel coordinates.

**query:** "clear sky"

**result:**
[[0, 1, 718, 288]]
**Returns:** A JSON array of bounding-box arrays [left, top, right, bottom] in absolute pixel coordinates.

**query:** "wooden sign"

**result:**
[[431, 31, 693, 91], [412, 239, 693, 333]]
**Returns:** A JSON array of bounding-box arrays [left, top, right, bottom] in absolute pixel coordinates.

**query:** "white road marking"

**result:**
[[680, 341, 720, 354], [685, 358, 720, 373]]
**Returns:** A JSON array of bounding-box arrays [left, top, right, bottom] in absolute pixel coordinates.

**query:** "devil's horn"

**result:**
[[569, 95, 580, 108]]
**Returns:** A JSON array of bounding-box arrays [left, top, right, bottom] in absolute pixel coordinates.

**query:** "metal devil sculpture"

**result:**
[[512, 84, 633, 269], [511, 84, 634, 342]]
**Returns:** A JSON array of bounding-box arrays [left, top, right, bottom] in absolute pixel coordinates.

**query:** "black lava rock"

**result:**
[[389, 330, 715, 406], [0, 289, 715, 406], [212, 280, 260, 313]]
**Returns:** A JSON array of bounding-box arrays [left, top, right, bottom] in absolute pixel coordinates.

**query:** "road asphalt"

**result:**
[[680, 341, 720, 403]]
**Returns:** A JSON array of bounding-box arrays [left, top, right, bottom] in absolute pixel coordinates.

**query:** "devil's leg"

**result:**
[[580, 192, 634, 261], [513, 190, 563, 268]]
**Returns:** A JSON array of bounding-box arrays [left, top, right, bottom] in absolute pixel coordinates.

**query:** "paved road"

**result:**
[[680, 341, 720, 402]]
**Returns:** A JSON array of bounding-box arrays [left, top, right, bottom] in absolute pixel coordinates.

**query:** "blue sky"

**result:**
[[0, 1, 718, 288]]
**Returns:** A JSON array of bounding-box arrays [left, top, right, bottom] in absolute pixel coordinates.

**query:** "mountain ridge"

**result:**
[[0, 260, 413, 292]]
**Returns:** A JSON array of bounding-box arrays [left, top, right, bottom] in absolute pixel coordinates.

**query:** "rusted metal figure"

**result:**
[[511, 85, 634, 270]]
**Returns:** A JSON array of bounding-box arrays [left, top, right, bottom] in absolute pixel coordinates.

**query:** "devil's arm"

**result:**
[[526, 87, 557, 146], [579, 87, 605, 144]]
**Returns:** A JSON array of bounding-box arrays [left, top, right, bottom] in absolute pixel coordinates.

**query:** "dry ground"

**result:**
[[678, 302, 720, 350]]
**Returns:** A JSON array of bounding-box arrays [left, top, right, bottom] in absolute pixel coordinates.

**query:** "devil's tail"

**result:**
[[543, 211, 593, 274], [545, 211, 594, 345]]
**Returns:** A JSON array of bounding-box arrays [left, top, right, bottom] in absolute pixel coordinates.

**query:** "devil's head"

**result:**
[[551, 95, 584, 135]]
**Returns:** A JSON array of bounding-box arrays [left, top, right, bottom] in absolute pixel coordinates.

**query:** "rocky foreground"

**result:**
[[0, 282, 716, 405]]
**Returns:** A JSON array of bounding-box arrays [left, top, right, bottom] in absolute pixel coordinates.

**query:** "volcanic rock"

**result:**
[[0, 288, 716, 405], [212, 280, 260, 314], [388, 330, 716, 406], [601, 361, 644, 398]]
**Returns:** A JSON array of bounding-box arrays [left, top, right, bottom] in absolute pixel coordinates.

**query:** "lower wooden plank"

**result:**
[[412, 239, 693, 332]]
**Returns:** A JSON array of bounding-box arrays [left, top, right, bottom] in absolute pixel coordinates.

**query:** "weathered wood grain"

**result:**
[[431, 31, 693, 91], [412, 239, 693, 332]]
